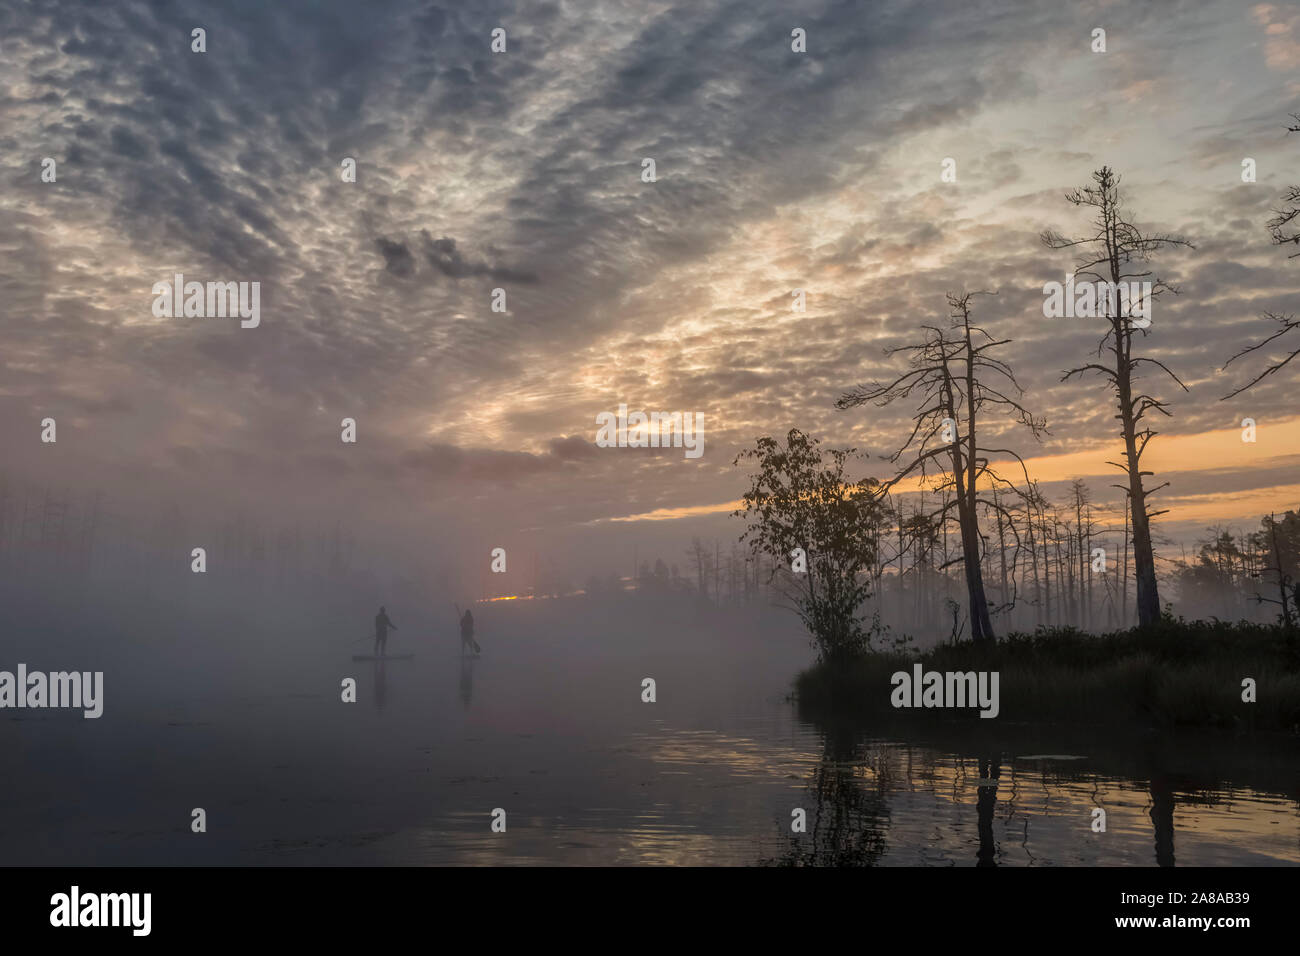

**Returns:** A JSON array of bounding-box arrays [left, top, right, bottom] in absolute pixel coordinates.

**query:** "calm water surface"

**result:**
[[3, 605, 1297, 866]]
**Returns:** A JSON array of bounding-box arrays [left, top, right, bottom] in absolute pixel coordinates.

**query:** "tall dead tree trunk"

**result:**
[[1043, 167, 1192, 627], [1025, 492, 1042, 627], [994, 487, 1010, 614], [837, 292, 1045, 643]]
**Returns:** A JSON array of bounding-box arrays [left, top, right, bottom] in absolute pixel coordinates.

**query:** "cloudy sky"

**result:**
[[2, 0, 1298, 585]]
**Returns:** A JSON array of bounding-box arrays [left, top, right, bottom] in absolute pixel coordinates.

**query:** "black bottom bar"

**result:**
[[1, 866, 1278, 942]]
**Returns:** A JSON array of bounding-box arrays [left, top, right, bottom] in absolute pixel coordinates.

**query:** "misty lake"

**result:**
[[2, 599, 1297, 866]]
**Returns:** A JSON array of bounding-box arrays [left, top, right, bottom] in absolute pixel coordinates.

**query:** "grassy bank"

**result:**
[[795, 620, 1300, 732]]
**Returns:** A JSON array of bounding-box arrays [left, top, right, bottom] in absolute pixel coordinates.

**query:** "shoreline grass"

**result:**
[[794, 620, 1300, 733]]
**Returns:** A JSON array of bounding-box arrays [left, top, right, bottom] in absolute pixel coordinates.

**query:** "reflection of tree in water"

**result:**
[[1143, 742, 1185, 867], [761, 723, 890, 866], [942, 750, 1008, 866], [759, 708, 1280, 866], [976, 753, 1000, 867], [1149, 774, 1175, 866]]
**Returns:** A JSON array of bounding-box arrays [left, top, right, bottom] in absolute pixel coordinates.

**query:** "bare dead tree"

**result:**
[[1042, 166, 1192, 627], [836, 291, 1046, 642], [1267, 112, 1300, 256], [1069, 479, 1102, 630], [686, 537, 711, 601], [1053, 511, 1067, 627], [1220, 116, 1300, 398], [1022, 482, 1043, 626], [1256, 512, 1296, 629], [1220, 312, 1300, 399], [992, 487, 1010, 614], [1120, 487, 1130, 626]]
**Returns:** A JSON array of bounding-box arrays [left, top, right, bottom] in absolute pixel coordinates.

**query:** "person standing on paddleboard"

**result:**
[[374, 606, 398, 657], [460, 609, 478, 655]]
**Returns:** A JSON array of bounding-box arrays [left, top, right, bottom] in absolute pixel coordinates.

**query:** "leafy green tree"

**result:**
[[733, 429, 882, 663]]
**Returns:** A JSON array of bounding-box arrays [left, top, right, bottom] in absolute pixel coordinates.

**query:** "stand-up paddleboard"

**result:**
[[351, 653, 415, 662]]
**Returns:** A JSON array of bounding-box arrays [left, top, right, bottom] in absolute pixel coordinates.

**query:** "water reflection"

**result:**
[[763, 723, 888, 866], [761, 715, 1299, 867], [976, 753, 999, 867], [373, 659, 388, 713], [1150, 772, 1176, 867], [8, 616, 1293, 867], [458, 654, 474, 708]]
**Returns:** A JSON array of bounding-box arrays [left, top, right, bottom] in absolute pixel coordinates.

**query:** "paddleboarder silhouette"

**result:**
[[460, 608, 480, 656], [374, 606, 397, 657]]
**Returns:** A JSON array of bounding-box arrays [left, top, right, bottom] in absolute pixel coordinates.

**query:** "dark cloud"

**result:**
[[108, 124, 151, 159], [376, 237, 416, 278], [419, 231, 538, 284]]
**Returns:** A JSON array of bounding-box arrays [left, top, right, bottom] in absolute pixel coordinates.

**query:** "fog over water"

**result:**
[[3, 558, 1295, 866]]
